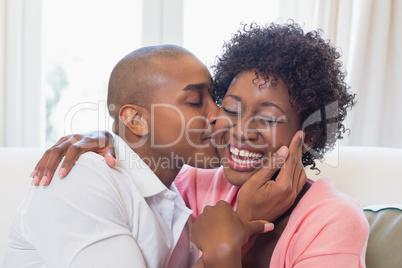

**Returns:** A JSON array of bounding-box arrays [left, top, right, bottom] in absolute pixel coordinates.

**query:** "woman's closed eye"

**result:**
[[222, 106, 241, 116], [188, 101, 202, 106], [258, 115, 285, 125]]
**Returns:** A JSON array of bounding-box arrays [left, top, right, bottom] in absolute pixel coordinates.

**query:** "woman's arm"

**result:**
[[31, 131, 116, 186]]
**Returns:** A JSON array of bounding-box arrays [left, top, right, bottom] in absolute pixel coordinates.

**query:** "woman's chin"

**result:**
[[222, 166, 256, 187]]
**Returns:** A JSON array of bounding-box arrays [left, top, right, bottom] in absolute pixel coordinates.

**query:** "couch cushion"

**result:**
[[363, 205, 402, 268]]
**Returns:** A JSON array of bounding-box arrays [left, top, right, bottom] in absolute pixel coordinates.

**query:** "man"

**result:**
[[5, 45, 268, 268]]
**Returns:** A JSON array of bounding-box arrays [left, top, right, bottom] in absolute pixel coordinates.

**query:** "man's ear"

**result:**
[[119, 105, 149, 136]]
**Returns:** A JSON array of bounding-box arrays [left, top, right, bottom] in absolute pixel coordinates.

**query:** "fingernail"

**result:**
[[29, 170, 36, 178], [299, 131, 305, 139], [31, 176, 39, 186], [277, 146, 287, 156], [264, 223, 275, 232], [58, 168, 66, 177], [39, 176, 48, 186]]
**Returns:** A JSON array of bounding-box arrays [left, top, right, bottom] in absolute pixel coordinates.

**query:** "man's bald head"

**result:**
[[107, 45, 194, 118]]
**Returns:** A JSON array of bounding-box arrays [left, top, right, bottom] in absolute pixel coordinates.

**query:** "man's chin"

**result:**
[[187, 155, 221, 169]]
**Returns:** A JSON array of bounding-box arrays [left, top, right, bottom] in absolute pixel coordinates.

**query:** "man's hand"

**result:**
[[236, 130, 307, 223], [192, 200, 274, 268], [31, 131, 116, 186]]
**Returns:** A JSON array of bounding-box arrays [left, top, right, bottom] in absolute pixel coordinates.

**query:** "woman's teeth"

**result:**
[[232, 157, 259, 165], [229, 146, 263, 158]]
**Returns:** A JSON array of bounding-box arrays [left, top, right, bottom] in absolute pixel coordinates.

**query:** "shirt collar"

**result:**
[[114, 135, 172, 198]]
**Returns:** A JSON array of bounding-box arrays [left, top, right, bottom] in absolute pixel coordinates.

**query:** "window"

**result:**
[[7, 0, 280, 147], [42, 0, 143, 146], [183, 0, 280, 68]]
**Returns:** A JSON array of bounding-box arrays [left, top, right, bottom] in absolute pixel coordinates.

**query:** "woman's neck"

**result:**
[[242, 181, 312, 267]]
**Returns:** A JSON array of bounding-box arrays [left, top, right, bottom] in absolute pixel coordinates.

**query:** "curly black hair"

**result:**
[[211, 21, 356, 171]]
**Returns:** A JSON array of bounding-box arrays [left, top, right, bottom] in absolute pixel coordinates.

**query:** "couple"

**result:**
[[5, 22, 369, 267]]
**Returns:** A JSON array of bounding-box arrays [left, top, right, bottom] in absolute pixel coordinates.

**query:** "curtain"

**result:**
[[2, 0, 43, 147], [279, 0, 402, 148], [0, 0, 6, 146]]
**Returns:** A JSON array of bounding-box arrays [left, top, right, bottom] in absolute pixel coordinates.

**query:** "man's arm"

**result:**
[[191, 201, 274, 268], [20, 154, 145, 268]]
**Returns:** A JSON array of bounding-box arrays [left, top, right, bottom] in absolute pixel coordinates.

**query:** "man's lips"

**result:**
[[202, 136, 214, 144]]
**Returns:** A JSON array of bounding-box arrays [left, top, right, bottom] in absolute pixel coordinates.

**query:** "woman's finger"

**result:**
[[38, 146, 70, 186], [58, 139, 98, 178], [292, 131, 305, 194], [275, 130, 303, 186], [246, 145, 288, 188]]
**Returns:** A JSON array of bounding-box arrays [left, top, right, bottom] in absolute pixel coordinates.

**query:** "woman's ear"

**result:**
[[119, 105, 149, 136]]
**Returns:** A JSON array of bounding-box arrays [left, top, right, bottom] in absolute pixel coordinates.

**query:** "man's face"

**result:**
[[148, 55, 220, 169]]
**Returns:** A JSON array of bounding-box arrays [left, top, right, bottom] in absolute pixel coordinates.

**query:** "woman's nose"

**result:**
[[230, 119, 258, 141]]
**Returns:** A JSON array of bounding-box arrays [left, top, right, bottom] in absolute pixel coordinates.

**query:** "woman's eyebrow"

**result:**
[[260, 101, 286, 114], [224, 95, 242, 102]]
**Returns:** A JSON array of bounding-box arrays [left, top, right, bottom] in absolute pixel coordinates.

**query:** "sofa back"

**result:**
[[306, 146, 402, 206], [1, 146, 402, 266]]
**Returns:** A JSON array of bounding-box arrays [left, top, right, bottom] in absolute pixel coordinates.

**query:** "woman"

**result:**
[[31, 22, 369, 267]]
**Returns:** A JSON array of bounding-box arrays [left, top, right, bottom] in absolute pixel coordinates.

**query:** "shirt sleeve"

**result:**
[[20, 154, 146, 268]]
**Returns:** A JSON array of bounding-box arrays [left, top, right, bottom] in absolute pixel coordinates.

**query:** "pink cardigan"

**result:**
[[175, 165, 369, 267]]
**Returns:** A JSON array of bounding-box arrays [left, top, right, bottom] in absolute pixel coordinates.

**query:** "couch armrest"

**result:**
[[363, 204, 402, 268]]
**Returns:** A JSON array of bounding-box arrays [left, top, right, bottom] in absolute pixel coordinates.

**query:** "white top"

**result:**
[[4, 136, 196, 268]]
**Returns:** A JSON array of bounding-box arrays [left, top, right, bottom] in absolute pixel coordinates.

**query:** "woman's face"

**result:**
[[214, 70, 302, 186]]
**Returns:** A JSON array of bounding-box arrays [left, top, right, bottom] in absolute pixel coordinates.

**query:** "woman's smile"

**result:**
[[215, 70, 302, 186], [225, 143, 264, 171]]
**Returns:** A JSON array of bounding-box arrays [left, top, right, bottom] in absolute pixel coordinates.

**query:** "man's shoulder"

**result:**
[[23, 151, 134, 209], [61, 151, 122, 184], [72, 151, 111, 169], [15, 151, 136, 230]]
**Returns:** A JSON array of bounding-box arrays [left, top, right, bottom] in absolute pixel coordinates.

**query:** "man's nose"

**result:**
[[207, 112, 217, 125], [205, 97, 219, 124]]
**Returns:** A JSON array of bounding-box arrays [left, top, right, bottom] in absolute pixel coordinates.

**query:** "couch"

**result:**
[[1, 146, 401, 266]]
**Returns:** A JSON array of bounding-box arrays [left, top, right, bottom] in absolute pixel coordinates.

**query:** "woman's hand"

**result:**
[[235, 130, 307, 223], [191, 200, 274, 268], [31, 131, 116, 186]]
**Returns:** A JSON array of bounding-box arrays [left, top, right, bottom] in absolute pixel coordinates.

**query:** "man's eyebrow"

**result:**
[[261, 101, 286, 114], [182, 83, 209, 91]]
